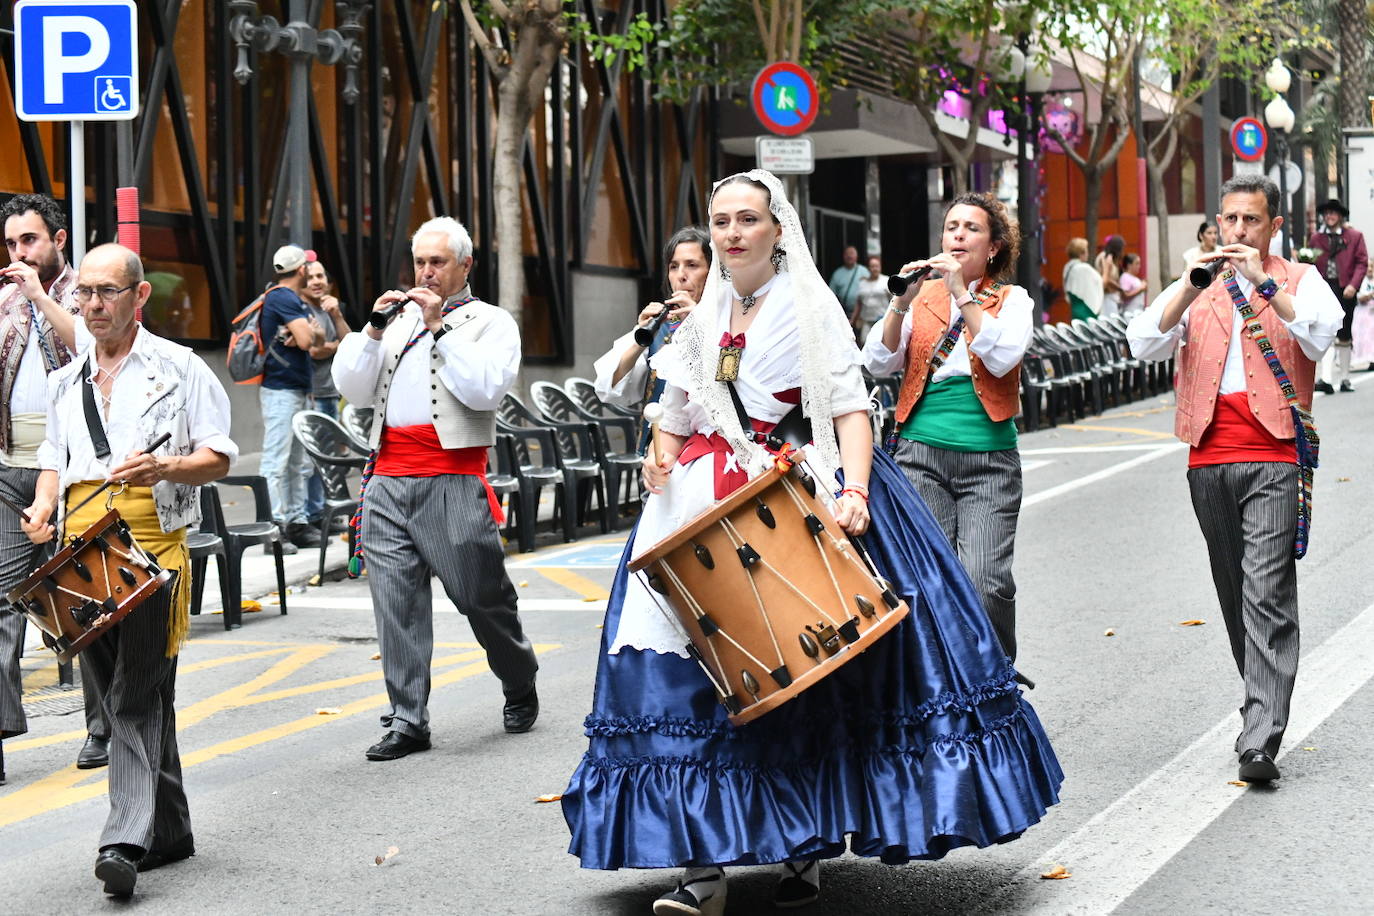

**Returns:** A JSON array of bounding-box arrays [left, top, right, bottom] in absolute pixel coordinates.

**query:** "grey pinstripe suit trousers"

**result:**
[[362, 474, 538, 740], [893, 438, 1023, 661], [80, 577, 190, 851], [1187, 461, 1300, 758], [0, 465, 107, 741]]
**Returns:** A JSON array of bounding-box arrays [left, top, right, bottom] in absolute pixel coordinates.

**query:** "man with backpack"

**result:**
[[259, 245, 323, 549]]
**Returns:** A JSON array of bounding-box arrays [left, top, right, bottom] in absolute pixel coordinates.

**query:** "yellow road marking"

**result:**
[[0, 642, 560, 828], [532, 567, 610, 600]]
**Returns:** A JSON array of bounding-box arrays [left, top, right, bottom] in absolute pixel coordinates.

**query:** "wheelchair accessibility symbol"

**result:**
[[95, 77, 132, 113]]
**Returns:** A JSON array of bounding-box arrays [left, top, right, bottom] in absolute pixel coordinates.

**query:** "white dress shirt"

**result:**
[[332, 300, 520, 427], [591, 329, 649, 407], [861, 281, 1034, 381], [39, 325, 238, 490], [1127, 269, 1343, 395]]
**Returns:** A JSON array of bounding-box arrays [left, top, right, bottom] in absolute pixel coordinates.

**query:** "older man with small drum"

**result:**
[[22, 243, 236, 898]]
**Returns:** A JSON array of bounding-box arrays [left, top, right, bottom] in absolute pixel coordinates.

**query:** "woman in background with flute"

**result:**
[[862, 192, 1033, 670], [563, 172, 1061, 916], [593, 227, 710, 452]]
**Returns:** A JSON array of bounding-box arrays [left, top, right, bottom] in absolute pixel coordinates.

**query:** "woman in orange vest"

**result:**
[[862, 192, 1033, 666]]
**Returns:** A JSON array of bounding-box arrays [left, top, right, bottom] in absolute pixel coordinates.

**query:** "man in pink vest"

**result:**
[[1127, 175, 1342, 784]]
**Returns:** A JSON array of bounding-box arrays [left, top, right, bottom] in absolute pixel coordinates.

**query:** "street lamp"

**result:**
[[228, 1, 370, 256], [1264, 58, 1296, 259]]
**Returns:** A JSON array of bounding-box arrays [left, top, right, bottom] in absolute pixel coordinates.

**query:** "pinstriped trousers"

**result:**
[[892, 439, 1022, 660], [0, 465, 107, 741], [1187, 461, 1300, 758], [80, 576, 190, 851], [362, 474, 538, 740]]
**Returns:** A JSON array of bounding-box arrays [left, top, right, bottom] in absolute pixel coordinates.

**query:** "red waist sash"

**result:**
[[678, 418, 779, 500], [375, 424, 504, 522], [1189, 392, 1294, 468]]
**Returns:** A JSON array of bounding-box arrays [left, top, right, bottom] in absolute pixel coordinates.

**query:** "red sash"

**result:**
[[375, 424, 504, 522], [1188, 393, 1295, 468]]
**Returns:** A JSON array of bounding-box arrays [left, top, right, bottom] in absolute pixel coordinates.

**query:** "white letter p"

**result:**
[[42, 16, 110, 106]]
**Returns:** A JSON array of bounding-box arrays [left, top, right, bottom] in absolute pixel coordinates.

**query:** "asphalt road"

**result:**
[[5, 377, 1374, 915]]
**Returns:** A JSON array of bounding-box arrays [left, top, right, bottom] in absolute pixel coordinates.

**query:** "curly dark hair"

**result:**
[[944, 191, 1020, 282], [0, 193, 67, 239]]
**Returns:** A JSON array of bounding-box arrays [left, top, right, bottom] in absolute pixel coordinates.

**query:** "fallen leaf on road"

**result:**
[[308, 574, 321, 587], [595, 624, 603, 629], [1336, 476, 1351, 483], [370, 652, 382, 660], [241, 600, 262, 613], [1303, 746, 1317, 751], [1039, 864, 1071, 880], [373, 845, 400, 866], [535, 794, 563, 803], [1179, 619, 1206, 627], [1104, 628, 1116, 637], [583, 596, 602, 603], [1228, 780, 1247, 787], [518, 580, 529, 587], [315, 707, 343, 716]]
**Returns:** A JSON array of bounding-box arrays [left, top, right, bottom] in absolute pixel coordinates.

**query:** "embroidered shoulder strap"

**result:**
[[1220, 269, 1318, 559], [927, 282, 1003, 375]]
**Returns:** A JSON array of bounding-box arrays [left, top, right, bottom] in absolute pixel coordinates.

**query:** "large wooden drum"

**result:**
[[11, 509, 171, 663], [629, 461, 908, 725]]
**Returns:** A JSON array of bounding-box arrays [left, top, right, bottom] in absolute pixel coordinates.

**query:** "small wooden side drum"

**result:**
[[10, 509, 171, 663], [629, 462, 908, 726]]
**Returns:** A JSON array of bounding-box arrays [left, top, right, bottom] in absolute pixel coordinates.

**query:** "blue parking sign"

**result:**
[[14, 0, 139, 122]]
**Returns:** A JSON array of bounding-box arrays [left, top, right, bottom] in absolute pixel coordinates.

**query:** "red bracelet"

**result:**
[[840, 488, 869, 501]]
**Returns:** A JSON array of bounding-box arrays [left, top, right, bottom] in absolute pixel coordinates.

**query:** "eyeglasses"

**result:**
[[74, 285, 135, 304]]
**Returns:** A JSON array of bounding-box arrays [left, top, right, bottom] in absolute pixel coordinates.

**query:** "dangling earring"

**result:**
[[718, 262, 732, 281], [770, 246, 786, 273]]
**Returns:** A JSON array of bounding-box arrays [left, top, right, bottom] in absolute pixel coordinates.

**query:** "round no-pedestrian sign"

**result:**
[[751, 62, 818, 137], [1231, 117, 1267, 162]]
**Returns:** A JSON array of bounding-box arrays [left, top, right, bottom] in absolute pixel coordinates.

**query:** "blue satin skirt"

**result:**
[[561, 448, 1063, 870]]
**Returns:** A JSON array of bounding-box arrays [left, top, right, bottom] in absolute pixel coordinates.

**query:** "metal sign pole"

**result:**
[[70, 120, 85, 264]]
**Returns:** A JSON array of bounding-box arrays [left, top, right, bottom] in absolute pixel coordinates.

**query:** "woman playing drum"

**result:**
[[863, 193, 1033, 668], [561, 171, 1062, 915]]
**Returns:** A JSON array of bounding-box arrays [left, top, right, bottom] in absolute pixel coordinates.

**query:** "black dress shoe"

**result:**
[[364, 731, 431, 761], [287, 522, 323, 549], [1340, 379, 1354, 392], [503, 683, 539, 734], [1238, 748, 1280, 782], [137, 834, 195, 872], [95, 846, 141, 896], [1315, 380, 1335, 394], [77, 734, 109, 769]]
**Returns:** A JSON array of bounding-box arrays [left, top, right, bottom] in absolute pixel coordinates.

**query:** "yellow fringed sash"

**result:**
[[66, 481, 189, 658]]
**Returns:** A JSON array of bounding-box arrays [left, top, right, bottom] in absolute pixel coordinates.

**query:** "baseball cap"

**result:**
[[272, 245, 308, 273]]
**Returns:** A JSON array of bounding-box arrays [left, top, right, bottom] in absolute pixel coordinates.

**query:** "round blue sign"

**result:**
[[751, 63, 818, 137], [1231, 117, 1267, 163]]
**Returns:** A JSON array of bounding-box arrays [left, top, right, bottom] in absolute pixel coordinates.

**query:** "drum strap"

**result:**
[[82, 355, 112, 461], [726, 381, 811, 453]]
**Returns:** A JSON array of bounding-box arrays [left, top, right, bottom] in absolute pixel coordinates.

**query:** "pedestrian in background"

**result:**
[[854, 254, 889, 340], [1307, 198, 1367, 393], [1119, 253, 1146, 314], [827, 245, 863, 324], [1353, 258, 1374, 368], [1062, 237, 1102, 321], [1094, 235, 1125, 317], [1180, 221, 1218, 275], [300, 258, 351, 531], [258, 245, 323, 549]]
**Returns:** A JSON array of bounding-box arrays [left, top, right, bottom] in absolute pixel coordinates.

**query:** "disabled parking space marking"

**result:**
[[0, 639, 559, 828], [280, 595, 606, 613], [508, 539, 627, 570]]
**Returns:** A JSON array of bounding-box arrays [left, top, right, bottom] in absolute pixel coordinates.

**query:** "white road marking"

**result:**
[[1022, 443, 1186, 509], [1020, 444, 1179, 455], [986, 598, 1374, 915]]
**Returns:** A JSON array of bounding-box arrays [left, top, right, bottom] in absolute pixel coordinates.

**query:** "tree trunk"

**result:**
[[1083, 167, 1104, 258], [493, 76, 532, 326], [1146, 155, 1171, 289]]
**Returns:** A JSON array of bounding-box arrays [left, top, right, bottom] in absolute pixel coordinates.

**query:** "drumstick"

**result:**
[[0, 491, 32, 524], [67, 431, 173, 516], [643, 402, 664, 468]]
